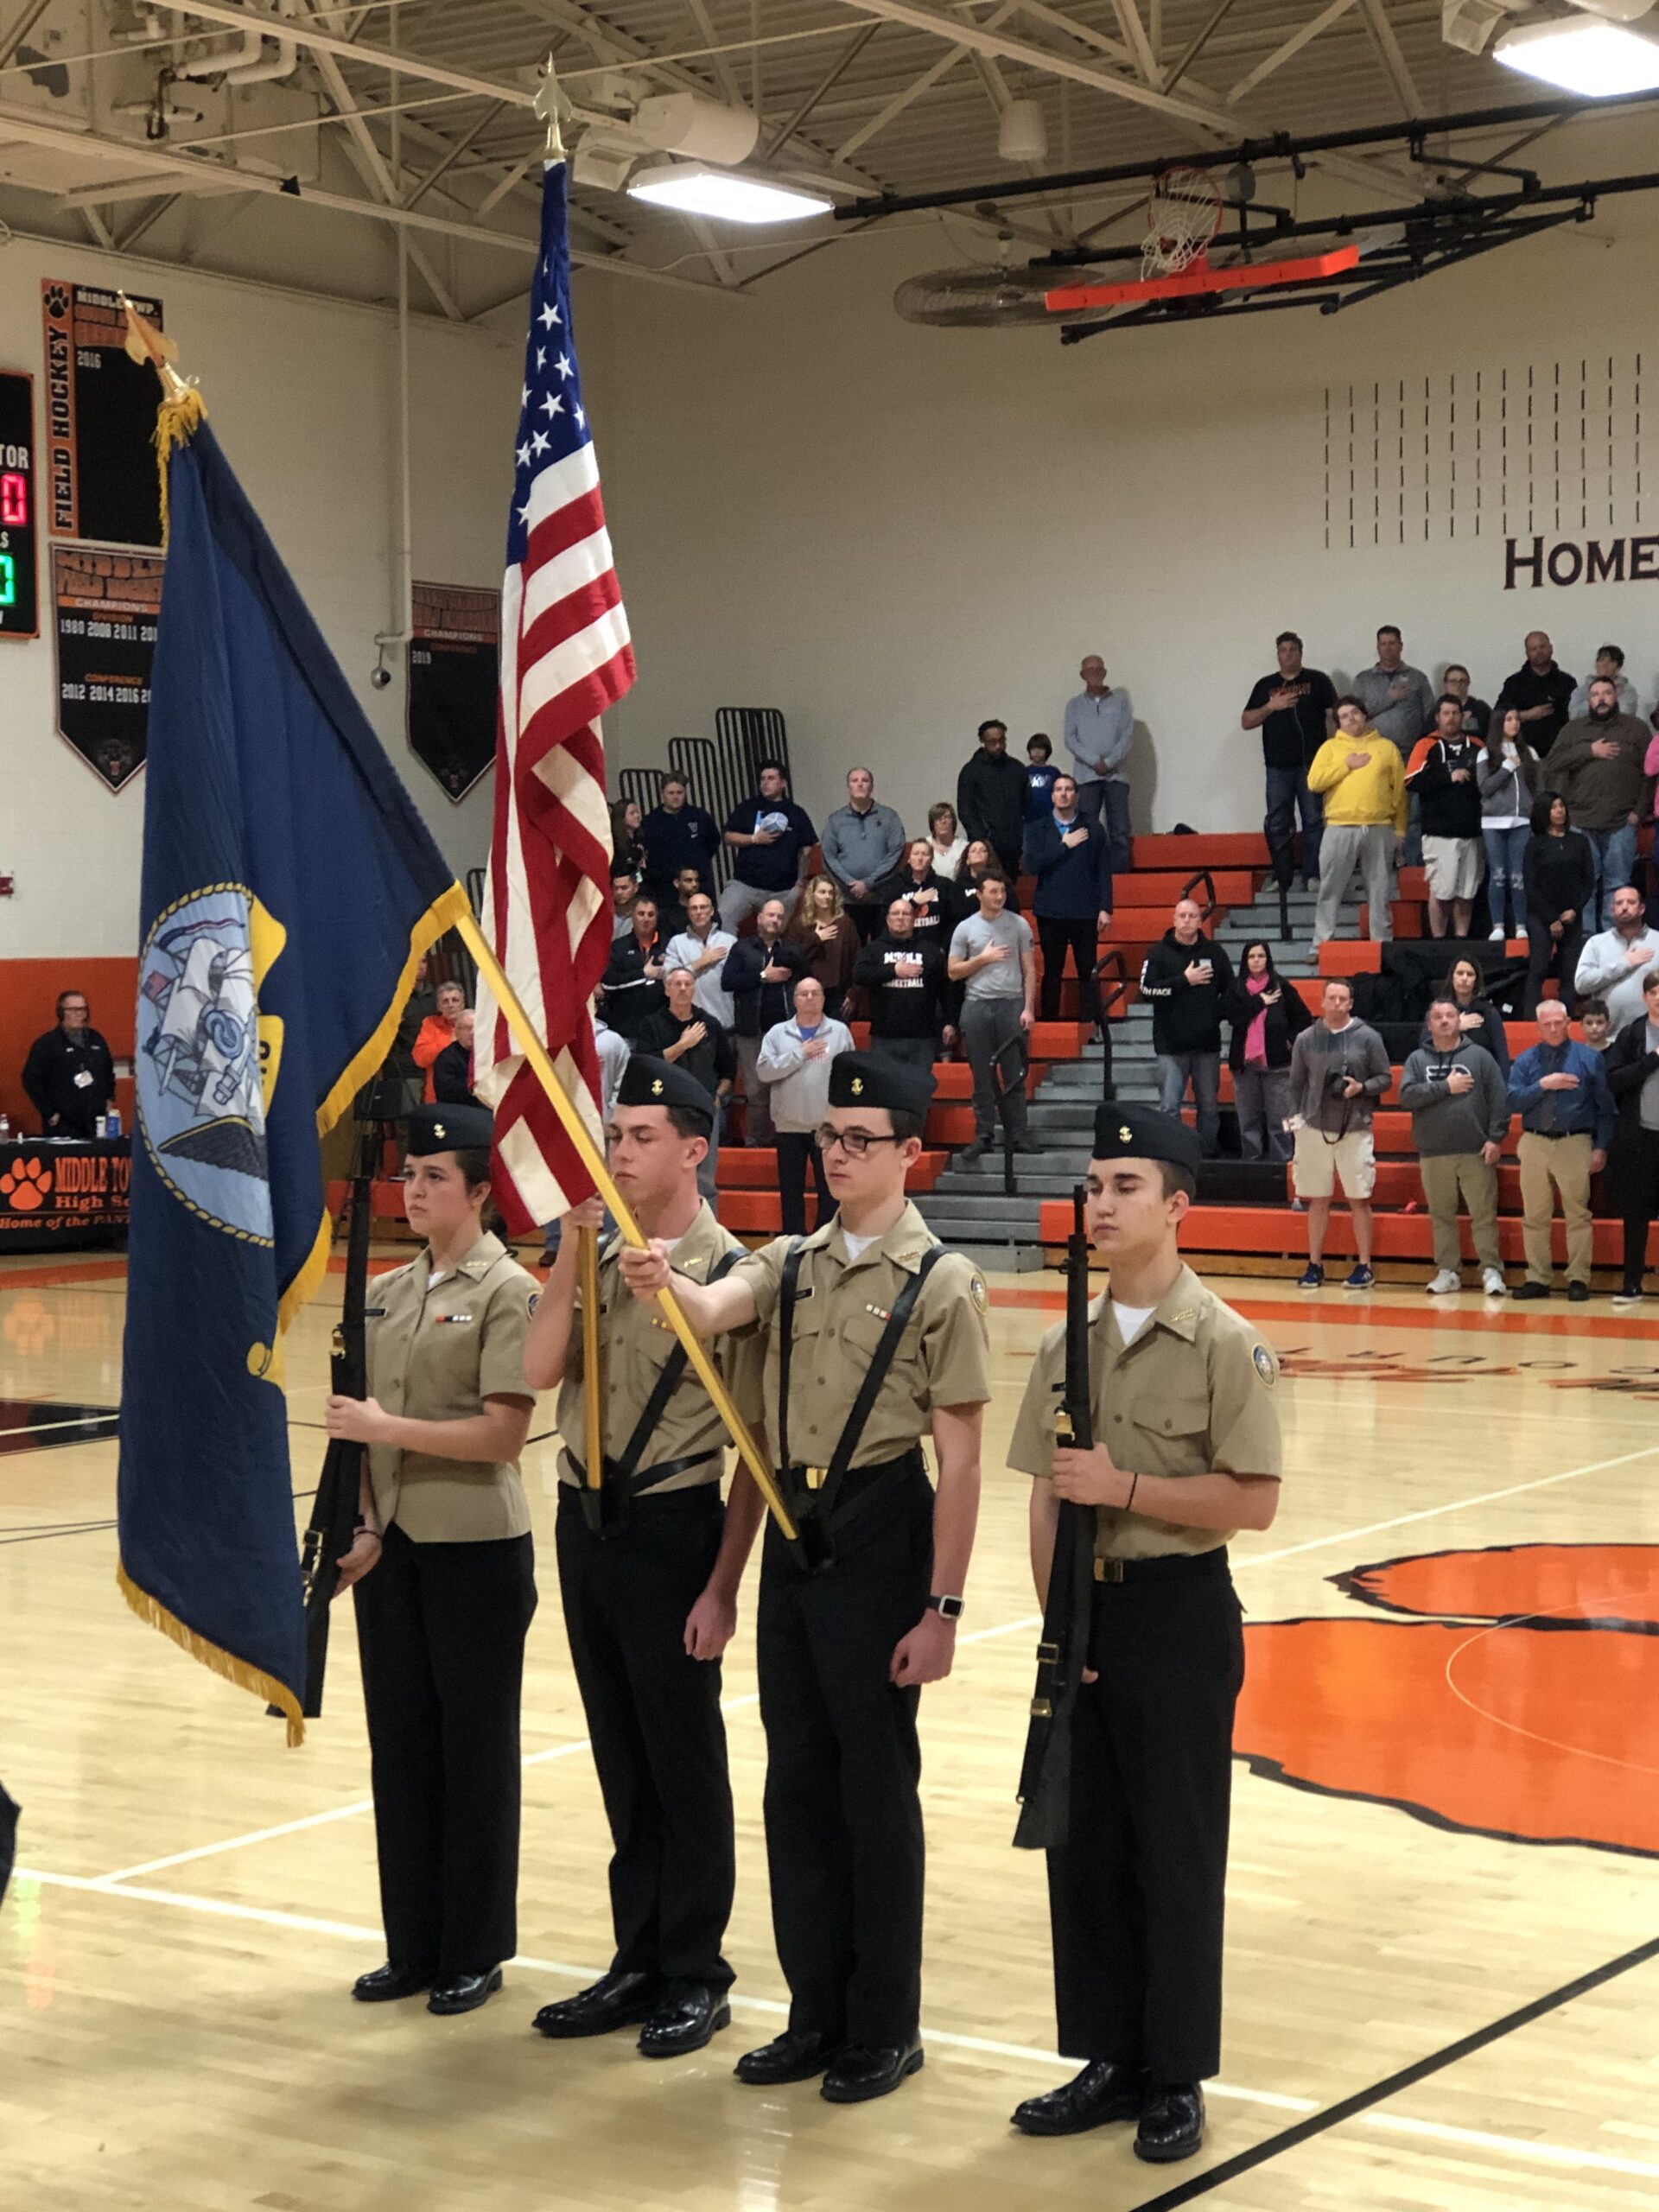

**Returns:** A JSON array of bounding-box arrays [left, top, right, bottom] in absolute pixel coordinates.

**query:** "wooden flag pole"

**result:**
[[454, 906, 798, 1543], [579, 1225, 605, 1494]]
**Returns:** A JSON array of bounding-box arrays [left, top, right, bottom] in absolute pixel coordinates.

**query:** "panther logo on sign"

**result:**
[[136, 883, 286, 1245], [0, 1158, 52, 1212]]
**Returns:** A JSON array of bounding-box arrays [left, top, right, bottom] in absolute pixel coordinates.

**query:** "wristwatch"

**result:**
[[925, 1592, 965, 1620]]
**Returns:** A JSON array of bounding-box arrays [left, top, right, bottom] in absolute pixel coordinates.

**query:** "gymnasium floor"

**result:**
[[4, 1246, 1659, 2211]]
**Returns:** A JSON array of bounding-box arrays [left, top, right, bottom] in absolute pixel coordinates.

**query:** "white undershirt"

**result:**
[[840, 1230, 880, 1262], [1110, 1300, 1156, 1344]]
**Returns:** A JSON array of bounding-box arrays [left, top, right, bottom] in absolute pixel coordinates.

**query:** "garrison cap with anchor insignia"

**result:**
[[828, 1051, 933, 1119], [1091, 1098, 1202, 1177], [614, 1053, 715, 1131], [407, 1103, 495, 1155]]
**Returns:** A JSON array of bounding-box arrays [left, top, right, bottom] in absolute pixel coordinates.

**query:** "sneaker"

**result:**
[[1344, 1263, 1375, 1290], [1488, 925, 1505, 942], [1613, 1287, 1644, 1308], [1567, 1280, 1592, 1303], [1511, 1281, 1549, 1300], [956, 1141, 987, 1169], [1516, 923, 1528, 942], [1482, 1268, 1508, 1297], [1426, 1268, 1462, 1295], [1297, 1262, 1324, 1291]]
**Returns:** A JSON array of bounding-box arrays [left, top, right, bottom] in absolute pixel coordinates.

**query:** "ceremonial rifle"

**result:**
[[293, 1094, 377, 1717], [1014, 1183, 1097, 1850]]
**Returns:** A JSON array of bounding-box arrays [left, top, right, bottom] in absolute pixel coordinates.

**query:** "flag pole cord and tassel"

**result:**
[[121, 291, 203, 543], [454, 908, 798, 1543]]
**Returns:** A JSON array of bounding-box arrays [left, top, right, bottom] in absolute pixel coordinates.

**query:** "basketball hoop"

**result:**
[[1141, 165, 1223, 280]]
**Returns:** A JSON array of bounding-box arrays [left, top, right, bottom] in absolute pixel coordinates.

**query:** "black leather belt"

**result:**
[[1093, 1547, 1230, 1586]]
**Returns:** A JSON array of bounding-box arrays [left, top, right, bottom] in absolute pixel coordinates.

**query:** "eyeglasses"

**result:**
[[815, 1125, 904, 1158]]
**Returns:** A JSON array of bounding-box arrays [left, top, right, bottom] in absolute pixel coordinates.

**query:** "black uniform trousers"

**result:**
[[1047, 1554, 1243, 2085], [756, 1461, 933, 2049], [555, 1484, 736, 1989], [1616, 1125, 1659, 1292], [354, 1520, 537, 1977], [775, 1130, 832, 1236], [1038, 915, 1099, 1026]]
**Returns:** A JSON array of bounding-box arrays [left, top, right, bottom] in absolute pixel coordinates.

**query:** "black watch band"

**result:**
[[925, 1592, 965, 1620]]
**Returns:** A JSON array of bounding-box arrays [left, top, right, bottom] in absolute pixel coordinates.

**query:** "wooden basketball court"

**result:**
[[5, 1247, 1659, 2210]]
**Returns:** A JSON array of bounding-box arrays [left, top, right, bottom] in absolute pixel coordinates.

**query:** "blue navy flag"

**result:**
[[118, 404, 467, 1740]]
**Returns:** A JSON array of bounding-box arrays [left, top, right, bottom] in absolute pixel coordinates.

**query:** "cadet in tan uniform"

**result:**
[[523, 1057, 765, 2059], [1007, 1102, 1282, 2164], [325, 1103, 539, 2018], [620, 1053, 990, 2106]]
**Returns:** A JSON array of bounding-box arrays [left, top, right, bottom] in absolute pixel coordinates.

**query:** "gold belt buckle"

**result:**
[[1093, 1558, 1125, 1584], [805, 1465, 829, 1491]]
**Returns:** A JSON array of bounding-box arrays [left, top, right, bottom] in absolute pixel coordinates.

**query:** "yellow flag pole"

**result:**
[[454, 906, 798, 1544], [579, 1225, 605, 1494]]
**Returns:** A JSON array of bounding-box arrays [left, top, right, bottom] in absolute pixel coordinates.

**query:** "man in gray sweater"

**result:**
[[1544, 677, 1651, 929], [1287, 978, 1393, 1290], [1399, 997, 1512, 1298], [820, 766, 906, 943]]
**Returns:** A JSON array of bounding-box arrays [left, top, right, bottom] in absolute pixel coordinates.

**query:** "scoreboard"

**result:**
[[0, 372, 39, 640]]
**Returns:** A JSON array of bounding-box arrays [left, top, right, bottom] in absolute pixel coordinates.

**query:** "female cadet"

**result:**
[[326, 1102, 539, 2017]]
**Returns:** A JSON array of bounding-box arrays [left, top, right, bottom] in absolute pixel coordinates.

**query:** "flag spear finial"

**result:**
[[120, 290, 192, 406], [535, 54, 566, 161]]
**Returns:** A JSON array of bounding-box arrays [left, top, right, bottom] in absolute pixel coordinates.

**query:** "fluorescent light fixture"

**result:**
[[626, 162, 833, 224], [1493, 13, 1659, 92]]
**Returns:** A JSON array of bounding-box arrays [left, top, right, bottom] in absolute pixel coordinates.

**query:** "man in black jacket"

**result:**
[[639, 965, 738, 1198], [956, 720, 1029, 876], [852, 899, 954, 1084], [22, 989, 116, 1138], [1495, 632, 1576, 759], [601, 897, 668, 1041], [1408, 695, 1485, 940], [1138, 900, 1235, 1157], [721, 899, 810, 1147]]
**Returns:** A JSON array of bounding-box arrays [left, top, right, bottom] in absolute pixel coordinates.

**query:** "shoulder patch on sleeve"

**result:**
[[1252, 1342, 1275, 1385], [969, 1274, 988, 1315], [528, 1293, 540, 1317]]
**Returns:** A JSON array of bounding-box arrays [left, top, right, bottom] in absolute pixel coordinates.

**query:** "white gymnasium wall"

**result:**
[[585, 127, 1659, 853], [0, 234, 524, 958]]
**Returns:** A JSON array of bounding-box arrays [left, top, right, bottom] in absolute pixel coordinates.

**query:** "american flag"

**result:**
[[473, 159, 634, 1232]]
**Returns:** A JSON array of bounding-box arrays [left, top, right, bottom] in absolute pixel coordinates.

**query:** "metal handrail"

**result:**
[[1179, 868, 1217, 922]]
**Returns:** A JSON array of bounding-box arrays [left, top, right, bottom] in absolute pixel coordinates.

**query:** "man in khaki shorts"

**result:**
[[1287, 978, 1391, 1289]]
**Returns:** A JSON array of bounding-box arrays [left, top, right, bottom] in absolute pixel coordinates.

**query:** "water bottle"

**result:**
[[106, 1107, 122, 1140], [0, 1113, 10, 1142]]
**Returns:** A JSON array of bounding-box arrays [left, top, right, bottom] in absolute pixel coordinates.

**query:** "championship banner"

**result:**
[[408, 580, 500, 802], [41, 280, 166, 549], [52, 544, 161, 791]]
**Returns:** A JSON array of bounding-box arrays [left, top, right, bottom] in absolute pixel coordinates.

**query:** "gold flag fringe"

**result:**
[[118, 1560, 305, 1746], [154, 385, 207, 550]]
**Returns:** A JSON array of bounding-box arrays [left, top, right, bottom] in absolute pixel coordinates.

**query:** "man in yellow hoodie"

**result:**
[[1307, 696, 1409, 950]]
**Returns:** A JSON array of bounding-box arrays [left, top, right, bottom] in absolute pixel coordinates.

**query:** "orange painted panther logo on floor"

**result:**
[[0, 1158, 52, 1213], [1236, 1545, 1659, 1859]]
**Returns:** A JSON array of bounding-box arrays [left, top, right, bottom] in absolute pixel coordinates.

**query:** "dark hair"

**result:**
[[1435, 694, 1465, 715], [887, 1108, 925, 1144], [661, 772, 687, 790], [612, 867, 637, 888], [977, 718, 1007, 740], [1599, 644, 1626, 667], [1239, 938, 1278, 978], [1027, 733, 1052, 759], [1333, 692, 1366, 715], [1324, 974, 1354, 997], [632, 897, 658, 919], [665, 1104, 713, 1141], [1529, 790, 1568, 834], [976, 866, 1010, 889], [1159, 1161, 1198, 1201], [1376, 625, 1402, 643], [1427, 994, 1464, 1018], [1587, 671, 1620, 691], [55, 988, 88, 1015], [1275, 630, 1302, 649], [453, 1146, 493, 1192], [1643, 969, 1659, 994], [758, 757, 786, 779], [1444, 663, 1469, 682], [1440, 956, 1481, 998], [1052, 769, 1077, 790]]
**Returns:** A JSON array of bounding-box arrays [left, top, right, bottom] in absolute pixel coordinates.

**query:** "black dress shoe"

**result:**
[[734, 2030, 840, 2085], [352, 1961, 435, 2004], [427, 1966, 504, 2016], [533, 1969, 663, 2040], [638, 1982, 731, 2058], [1135, 2083, 1205, 2164], [1511, 1281, 1550, 1300], [821, 2040, 925, 2104], [1011, 2060, 1147, 2137], [1567, 1279, 1592, 1302]]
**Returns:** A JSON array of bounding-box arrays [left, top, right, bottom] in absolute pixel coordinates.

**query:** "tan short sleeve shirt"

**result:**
[[732, 1202, 992, 1467], [1007, 1263, 1281, 1561], [555, 1201, 766, 1493], [366, 1230, 538, 1542]]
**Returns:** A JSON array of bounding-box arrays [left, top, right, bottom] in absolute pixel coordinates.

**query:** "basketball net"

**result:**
[[1141, 168, 1223, 281]]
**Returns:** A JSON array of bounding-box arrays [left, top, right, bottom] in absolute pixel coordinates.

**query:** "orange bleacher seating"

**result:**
[[1111, 870, 1262, 907], [1036, 1199, 1643, 1267], [718, 1148, 947, 1196], [1129, 835, 1271, 869]]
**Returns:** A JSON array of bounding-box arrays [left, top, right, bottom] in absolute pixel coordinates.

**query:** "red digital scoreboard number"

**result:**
[[0, 372, 40, 639]]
